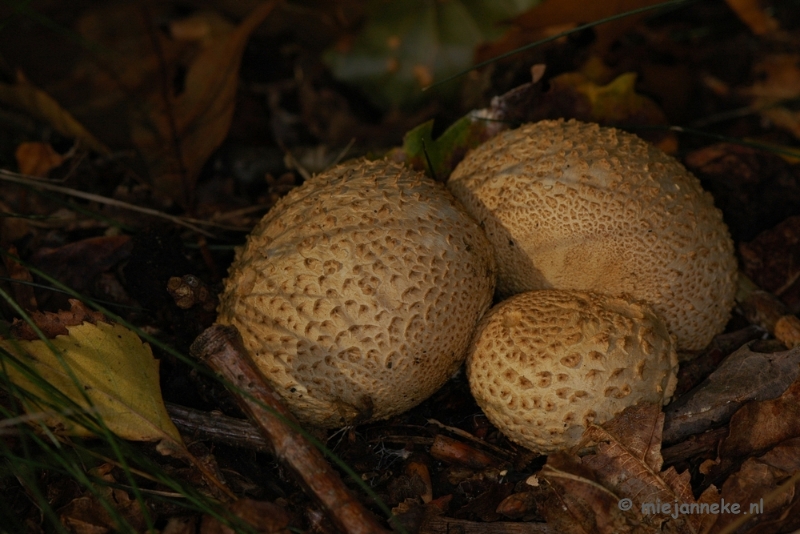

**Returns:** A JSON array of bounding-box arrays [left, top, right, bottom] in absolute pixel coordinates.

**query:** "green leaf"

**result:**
[[398, 113, 500, 181], [324, 0, 540, 109]]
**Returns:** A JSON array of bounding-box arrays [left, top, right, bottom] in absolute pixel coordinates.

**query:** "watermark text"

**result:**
[[617, 498, 763, 519]]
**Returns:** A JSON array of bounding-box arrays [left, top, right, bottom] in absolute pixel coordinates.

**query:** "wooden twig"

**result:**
[[189, 324, 392, 534], [166, 402, 270, 453]]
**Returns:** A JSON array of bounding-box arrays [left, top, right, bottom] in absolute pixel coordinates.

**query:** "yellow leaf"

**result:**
[[547, 71, 677, 153], [2, 321, 183, 450]]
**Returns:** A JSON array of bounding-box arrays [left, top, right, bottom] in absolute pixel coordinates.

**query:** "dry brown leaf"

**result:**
[[10, 299, 105, 341], [740, 215, 800, 313], [721, 375, 800, 461], [540, 403, 717, 534], [663, 342, 800, 444], [0, 73, 110, 155], [710, 439, 800, 534], [723, 0, 779, 35], [131, 2, 276, 206], [14, 142, 65, 177], [742, 55, 800, 101], [739, 55, 800, 141], [58, 463, 148, 533], [30, 235, 133, 295], [540, 451, 642, 534], [683, 143, 800, 242], [580, 404, 705, 533]]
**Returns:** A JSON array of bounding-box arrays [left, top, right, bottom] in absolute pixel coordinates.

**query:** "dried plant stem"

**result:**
[[0, 170, 249, 236], [190, 324, 392, 534]]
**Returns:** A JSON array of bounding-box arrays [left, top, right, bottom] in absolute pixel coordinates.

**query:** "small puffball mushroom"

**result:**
[[448, 119, 737, 350], [467, 289, 678, 455], [217, 158, 495, 428]]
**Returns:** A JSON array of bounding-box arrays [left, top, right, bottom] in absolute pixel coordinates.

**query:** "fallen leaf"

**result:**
[[739, 54, 800, 141], [541, 403, 719, 534], [0, 72, 109, 155], [30, 235, 133, 294], [721, 375, 800, 461], [543, 71, 675, 151], [580, 403, 708, 533], [742, 55, 800, 101], [14, 142, 65, 177], [540, 451, 642, 534], [397, 114, 502, 182], [740, 215, 800, 313], [394, 69, 672, 182], [58, 463, 147, 534], [421, 515, 555, 533], [663, 342, 800, 444], [709, 438, 800, 534], [673, 325, 766, 396], [684, 143, 800, 242], [10, 299, 106, 341], [724, 0, 779, 35], [131, 2, 276, 206], [389, 76, 544, 180], [496, 490, 540, 519], [324, 0, 539, 109], [1, 320, 184, 452]]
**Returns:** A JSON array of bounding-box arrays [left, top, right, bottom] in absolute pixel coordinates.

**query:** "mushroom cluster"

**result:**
[[448, 119, 736, 453], [218, 119, 737, 456], [448, 119, 737, 351], [218, 158, 495, 428]]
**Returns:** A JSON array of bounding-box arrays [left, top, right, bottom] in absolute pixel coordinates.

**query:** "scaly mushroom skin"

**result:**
[[467, 290, 678, 455], [218, 159, 495, 428], [448, 119, 737, 350]]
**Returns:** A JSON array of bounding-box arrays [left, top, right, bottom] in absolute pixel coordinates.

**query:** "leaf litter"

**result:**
[[1, 0, 800, 532]]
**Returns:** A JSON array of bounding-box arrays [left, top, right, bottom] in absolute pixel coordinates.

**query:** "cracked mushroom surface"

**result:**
[[467, 289, 678, 455], [448, 119, 737, 350], [217, 158, 495, 428]]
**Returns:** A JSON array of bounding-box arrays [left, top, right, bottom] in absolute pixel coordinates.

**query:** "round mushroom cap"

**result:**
[[467, 289, 678, 455], [218, 158, 495, 428], [448, 119, 737, 350]]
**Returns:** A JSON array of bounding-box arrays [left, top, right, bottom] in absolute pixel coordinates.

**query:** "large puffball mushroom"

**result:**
[[467, 289, 678, 455], [217, 159, 495, 428], [448, 119, 737, 350]]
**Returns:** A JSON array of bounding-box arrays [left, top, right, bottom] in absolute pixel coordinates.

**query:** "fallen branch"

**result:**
[[189, 324, 392, 534], [166, 402, 270, 453]]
